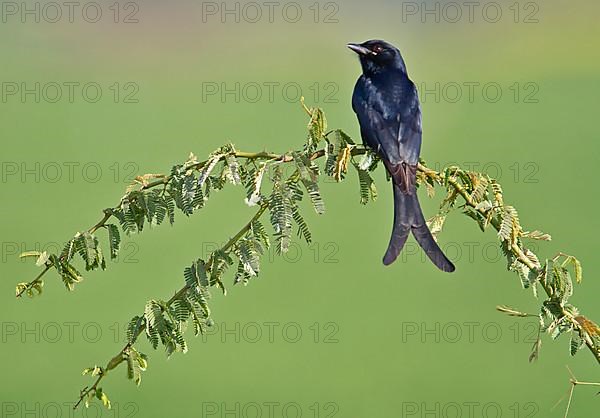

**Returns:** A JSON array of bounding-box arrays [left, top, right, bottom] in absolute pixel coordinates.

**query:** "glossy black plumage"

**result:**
[[349, 40, 455, 272]]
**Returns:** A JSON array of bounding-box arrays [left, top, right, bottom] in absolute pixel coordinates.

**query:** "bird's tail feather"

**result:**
[[383, 182, 455, 272]]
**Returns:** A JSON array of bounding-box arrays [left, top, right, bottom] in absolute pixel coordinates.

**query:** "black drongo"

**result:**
[[348, 39, 455, 272]]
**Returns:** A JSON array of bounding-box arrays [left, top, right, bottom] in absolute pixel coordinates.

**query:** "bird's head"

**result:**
[[347, 39, 407, 75]]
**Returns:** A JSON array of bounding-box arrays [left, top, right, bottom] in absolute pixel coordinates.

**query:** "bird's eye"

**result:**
[[373, 45, 383, 53]]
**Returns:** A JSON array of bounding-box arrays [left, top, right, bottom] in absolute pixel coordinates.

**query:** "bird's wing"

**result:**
[[396, 87, 422, 166], [353, 80, 423, 191]]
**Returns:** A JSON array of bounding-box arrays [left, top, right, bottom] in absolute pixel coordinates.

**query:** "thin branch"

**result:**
[[70, 143, 364, 408], [20, 144, 362, 299], [73, 375, 103, 410], [554, 366, 600, 418], [417, 164, 600, 365], [73, 204, 268, 409], [15, 264, 51, 298], [17, 209, 114, 298], [166, 203, 268, 304]]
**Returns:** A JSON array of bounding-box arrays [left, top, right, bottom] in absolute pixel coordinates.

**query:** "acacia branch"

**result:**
[[419, 164, 600, 365], [73, 203, 268, 409], [70, 145, 366, 408], [17, 144, 356, 299]]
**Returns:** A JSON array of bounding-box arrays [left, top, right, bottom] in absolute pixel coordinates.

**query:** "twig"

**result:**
[[417, 164, 600, 365], [552, 366, 600, 418], [21, 144, 365, 300], [73, 204, 268, 409]]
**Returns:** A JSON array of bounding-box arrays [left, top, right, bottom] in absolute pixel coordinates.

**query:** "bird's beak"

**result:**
[[347, 43, 373, 56]]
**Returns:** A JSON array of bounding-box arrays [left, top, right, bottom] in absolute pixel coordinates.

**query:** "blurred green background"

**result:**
[[1, 0, 599, 416]]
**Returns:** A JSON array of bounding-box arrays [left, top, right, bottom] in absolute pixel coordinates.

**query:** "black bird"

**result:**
[[348, 39, 455, 272]]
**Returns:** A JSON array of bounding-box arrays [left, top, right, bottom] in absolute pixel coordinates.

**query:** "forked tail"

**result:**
[[383, 181, 455, 272]]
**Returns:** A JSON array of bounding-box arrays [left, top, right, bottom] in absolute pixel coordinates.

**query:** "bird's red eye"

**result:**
[[373, 45, 383, 53]]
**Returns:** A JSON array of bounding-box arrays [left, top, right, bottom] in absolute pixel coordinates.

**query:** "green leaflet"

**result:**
[[522, 230, 552, 241], [235, 236, 262, 277], [463, 208, 487, 232], [106, 224, 121, 260], [209, 250, 233, 293], [170, 298, 192, 323], [325, 129, 354, 181], [126, 316, 145, 345], [197, 154, 222, 187], [561, 255, 583, 283], [123, 346, 148, 387], [357, 150, 379, 171], [95, 389, 111, 409], [143, 299, 188, 356], [72, 232, 104, 271], [551, 265, 574, 305], [304, 101, 327, 151], [569, 331, 584, 356], [250, 219, 270, 249], [292, 151, 325, 215], [426, 214, 446, 239], [184, 259, 210, 291], [225, 154, 242, 185], [489, 178, 504, 207], [470, 174, 489, 203], [292, 207, 312, 244], [498, 205, 522, 245], [268, 166, 294, 254], [244, 162, 267, 207], [233, 260, 251, 286], [353, 162, 378, 205]]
